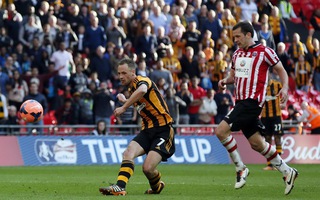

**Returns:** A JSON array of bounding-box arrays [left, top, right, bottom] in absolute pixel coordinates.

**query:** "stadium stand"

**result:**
[[0, 0, 319, 136]]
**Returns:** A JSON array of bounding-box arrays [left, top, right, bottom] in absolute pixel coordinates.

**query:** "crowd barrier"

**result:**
[[0, 120, 306, 136], [0, 123, 319, 166]]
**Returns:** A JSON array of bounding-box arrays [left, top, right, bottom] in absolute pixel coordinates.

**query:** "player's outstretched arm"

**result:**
[[117, 93, 127, 103], [123, 84, 148, 109], [114, 84, 148, 117]]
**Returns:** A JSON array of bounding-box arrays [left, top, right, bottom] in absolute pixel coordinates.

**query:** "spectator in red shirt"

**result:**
[[188, 76, 206, 124]]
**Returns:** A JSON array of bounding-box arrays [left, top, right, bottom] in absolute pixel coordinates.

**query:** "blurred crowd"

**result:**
[[0, 0, 319, 135]]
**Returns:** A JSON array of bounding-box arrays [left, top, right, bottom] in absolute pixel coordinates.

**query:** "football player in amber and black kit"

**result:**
[[99, 58, 175, 196]]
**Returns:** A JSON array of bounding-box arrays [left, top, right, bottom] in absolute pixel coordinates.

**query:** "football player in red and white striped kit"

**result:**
[[216, 21, 298, 195]]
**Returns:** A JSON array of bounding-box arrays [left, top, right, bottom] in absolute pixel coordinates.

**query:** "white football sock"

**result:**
[[260, 142, 291, 176], [221, 135, 245, 171]]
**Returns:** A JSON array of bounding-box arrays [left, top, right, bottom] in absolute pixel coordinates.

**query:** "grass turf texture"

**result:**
[[0, 164, 317, 200]]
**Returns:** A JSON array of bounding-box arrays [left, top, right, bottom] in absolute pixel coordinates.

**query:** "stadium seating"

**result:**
[[197, 127, 214, 135], [301, 3, 315, 21], [291, 0, 318, 22], [293, 101, 302, 110], [75, 127, 94, 135], [281, 109, 289, 119], [18, 119, 28, 135], [315, 96, 320, 108], [290, 0, 301, 18], [178, 127, 196, 135], [287, 93, 296, 105], [55, 127, 73, 135], [313, 0, 320, 9], [288, 77, 296, 92], [43, 110, 57, 125], [308, 87, 319, 103], [294, 89, 309, 103], [178, 127, 214, 136]]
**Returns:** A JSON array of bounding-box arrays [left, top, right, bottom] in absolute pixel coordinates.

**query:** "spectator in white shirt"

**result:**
[[240, 0, 258, 22], [50, 42, 75, 85], [149, 5, 168, 36], [199, 89, 217, 124]]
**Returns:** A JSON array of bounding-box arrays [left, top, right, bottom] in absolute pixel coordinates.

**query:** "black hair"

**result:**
[[232, 21, 254, 38], [96, 120, 107, 135]]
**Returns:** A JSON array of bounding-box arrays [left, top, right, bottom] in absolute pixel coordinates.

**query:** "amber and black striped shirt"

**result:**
[[0, 97, 4, 118], [295, 61, 312, 87], [129, 76, 173, 130], [261, 79, 282, 118]]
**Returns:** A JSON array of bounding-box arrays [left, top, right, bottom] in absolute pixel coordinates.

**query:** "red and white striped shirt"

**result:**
[[231, 43, 280, 107]]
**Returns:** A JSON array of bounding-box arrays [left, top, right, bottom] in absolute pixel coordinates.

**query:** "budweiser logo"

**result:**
[[282, 136, 320, 163]]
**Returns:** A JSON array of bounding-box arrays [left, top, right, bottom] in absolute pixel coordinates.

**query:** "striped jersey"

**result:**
[[261, 79, 282, 118], [294, 61, 312, 87], [231, 43, 280, 107], [162, 57, 182, 84], [128, 76, 173, 130], [0, 95, 4, 118]]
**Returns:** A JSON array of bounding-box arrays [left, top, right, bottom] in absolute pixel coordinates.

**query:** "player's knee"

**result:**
[[215, 126, 222, 137], [250, 143, 260, 151], [250, 141, 265, 152], [122, 149, 134, 160], [215, 122, 228, 140], [142, 164, 155, 176]]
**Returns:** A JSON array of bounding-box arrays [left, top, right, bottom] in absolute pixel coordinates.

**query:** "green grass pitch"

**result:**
[[0, 164, 318, 200]]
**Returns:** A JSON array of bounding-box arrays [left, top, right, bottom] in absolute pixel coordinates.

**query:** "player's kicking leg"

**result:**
[[283, 168, 299, 195], [99, 184, 127, 196], [99, 159, 134, 196], [261, 142, 299, 195]]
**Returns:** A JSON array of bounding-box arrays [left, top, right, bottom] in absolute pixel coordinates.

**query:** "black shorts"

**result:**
[[224, 99, 263, 139], [261, 116, 284, 136], [311, 127, 320, 134], [133, 124, 175, 161]]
